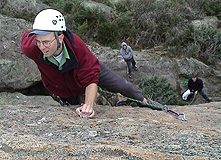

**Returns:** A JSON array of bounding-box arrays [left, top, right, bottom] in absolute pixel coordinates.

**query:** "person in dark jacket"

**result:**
[[120, 42, 137, 78], [182, 74, 211, 102], [21, 9, 164, 118]]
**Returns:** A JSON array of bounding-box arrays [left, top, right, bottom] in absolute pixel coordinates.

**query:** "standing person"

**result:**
[[21, 9, 164, 118], [182, 74, 212, 103], [120, 42, 138, 79]]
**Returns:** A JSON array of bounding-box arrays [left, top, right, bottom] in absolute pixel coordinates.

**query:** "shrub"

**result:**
[[73, 5, 122, 46], [116, 12, 136, 42], [181, 79, 189, 88], [203, 0, 220, 16], [96, 20, 120, 47], [195, 27, 221, 60], [174, 26, 221, 64], [139, 76, 178, 105]]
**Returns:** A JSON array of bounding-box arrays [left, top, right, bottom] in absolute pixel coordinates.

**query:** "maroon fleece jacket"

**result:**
[[21, 30, 100, 98]]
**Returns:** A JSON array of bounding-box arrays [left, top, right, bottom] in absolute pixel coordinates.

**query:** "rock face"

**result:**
[[0, 93, 220, 159], [0, 0, 48, 20], [191, 16, 219, 29], [80, 1, 114, 17], [0, 15, 41, 91]]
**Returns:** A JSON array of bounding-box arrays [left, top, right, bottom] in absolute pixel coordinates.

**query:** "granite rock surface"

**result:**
[[0, 93, 220, 159]]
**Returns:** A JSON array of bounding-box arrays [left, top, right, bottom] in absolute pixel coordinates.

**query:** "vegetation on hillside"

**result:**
[[39, 0, 220, 64], [139, 76, 180, 105], [1, 0, 219, 64]]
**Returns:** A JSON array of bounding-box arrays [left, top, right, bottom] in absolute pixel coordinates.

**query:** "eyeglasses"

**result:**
[[34, 38, 56, 48]]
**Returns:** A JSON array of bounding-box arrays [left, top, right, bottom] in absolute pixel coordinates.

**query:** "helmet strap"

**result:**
[[54, 32, 61, 49]]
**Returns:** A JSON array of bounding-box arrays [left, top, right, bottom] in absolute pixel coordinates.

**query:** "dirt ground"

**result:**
[[0, 92, 220, 159]]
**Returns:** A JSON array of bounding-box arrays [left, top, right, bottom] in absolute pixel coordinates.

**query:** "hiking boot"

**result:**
[[133, 65, 138, 71], [206, 99, 212, 103], [128, 74, 132, 79]]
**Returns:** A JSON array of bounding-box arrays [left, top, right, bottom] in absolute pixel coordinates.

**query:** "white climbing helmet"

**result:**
[[28, 9, 66, 37], [33, 9, 66, 31]]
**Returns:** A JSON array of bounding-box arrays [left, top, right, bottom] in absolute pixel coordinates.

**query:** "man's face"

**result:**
[[192, 77, 197, 82], [35, 32, 58, 57], [123, 45, 127, 49]]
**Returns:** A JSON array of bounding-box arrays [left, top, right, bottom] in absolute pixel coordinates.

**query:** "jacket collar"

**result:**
[[38, 29, 79, 73]]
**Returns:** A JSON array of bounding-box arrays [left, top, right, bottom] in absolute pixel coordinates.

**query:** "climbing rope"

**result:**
[[98, 87, 187, 121], [189, 93, 197, 105], [99, 89, 114, 106], [98, 87, 156, 106]]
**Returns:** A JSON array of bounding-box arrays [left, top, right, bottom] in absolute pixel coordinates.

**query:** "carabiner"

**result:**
[[177, 113, 187, 121]]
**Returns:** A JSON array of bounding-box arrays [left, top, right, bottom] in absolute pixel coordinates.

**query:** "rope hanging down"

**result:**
[[189, 93, 197, 105], [98, 87, 187, 121]]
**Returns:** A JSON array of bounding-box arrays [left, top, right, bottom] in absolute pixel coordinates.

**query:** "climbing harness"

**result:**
[[51, 93, 71, 106], [98, 87, 187, 121]]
